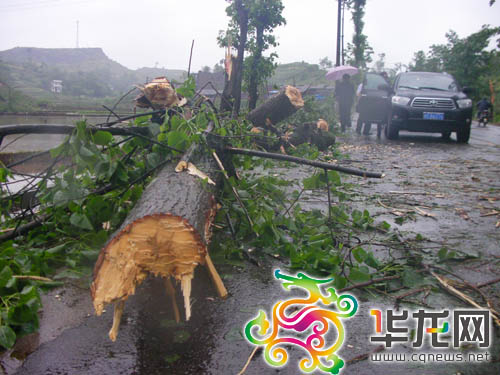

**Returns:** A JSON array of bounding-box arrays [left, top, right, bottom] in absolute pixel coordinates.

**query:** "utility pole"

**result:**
[[335, 0, 342, 66], [341, 0, 345, 65], [76, 20, 79, 48]]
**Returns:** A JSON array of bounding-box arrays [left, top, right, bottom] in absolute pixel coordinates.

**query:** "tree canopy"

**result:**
[[218, 0, 285, 111], [345, 0, 373, 69], [409, 25, 500, 97]]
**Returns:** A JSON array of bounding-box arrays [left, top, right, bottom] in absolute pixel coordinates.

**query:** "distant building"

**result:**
[[51, 80, 63, 93], [195, 71, 225, 99]]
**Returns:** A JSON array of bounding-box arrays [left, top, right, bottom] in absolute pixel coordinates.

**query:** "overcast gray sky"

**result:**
[[0, 0, 499, 72]]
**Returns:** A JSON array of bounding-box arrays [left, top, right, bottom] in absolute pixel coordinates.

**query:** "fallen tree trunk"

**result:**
[[247, 85, 304, 134], [91, 140, 227, 341], [287, 121, 336, 151]]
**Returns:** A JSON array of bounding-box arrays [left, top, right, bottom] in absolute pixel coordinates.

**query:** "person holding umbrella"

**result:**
[[334, 73, 355, 132]]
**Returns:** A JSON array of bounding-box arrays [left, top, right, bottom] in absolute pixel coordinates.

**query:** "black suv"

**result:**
[[386, 72, 473, 143]]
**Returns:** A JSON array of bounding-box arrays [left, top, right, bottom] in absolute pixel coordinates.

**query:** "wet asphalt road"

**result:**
[[3, 122, 500, 375]]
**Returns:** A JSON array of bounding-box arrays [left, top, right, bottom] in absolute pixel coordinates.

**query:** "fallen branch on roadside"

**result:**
[[236, 346, 260, 375], [426, 267, 500, 327], [337, 275, 400, 293], [225, 147, 385, 178], [388, 191, 445, 198], [476, 277, 500, 288], [13, 275, 53, 282]]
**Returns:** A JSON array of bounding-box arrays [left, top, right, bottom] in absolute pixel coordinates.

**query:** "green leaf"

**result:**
[[0, 266, 13, 288], [50, 142, 67, 158], [53, 190, 70, 206], [415, 233, 425, 241], [167, 131, 189, 152], [146, 153, 162, 169], [176, 76, 196, 98], [164, 354, 180, 364], [402, 268, 424, 288], [364, 253, 380, 269], [53, 269, 82, 280], [93, 131, 113, 145], [349, 268, 371, 282], [69, 212, 94, 230], [0, 168, 10, 183], [437, 247, 448, 262], [0, 325, 16, 349], [85, 196, 112, 226], [352, 247, 367, 263], [302, 174, 322, 189], [20, 285, 40, 306], [334, 275, 347, 290], [327, 171, 341, 186], [79, 145, 95, 158], [148, 123, 161, 137]]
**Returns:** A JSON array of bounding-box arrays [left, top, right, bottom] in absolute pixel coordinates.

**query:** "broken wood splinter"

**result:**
[[91, 134, 227, 341]]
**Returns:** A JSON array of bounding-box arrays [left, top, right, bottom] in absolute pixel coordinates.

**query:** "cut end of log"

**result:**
[[135, 77, 186, 109], [317, 119, 329, 132], [91, 213, 205, 317], [284, 86, 304, 109]]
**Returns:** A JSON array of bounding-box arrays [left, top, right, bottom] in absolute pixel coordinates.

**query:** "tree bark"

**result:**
[[247, 85, 304, 133], [231, 0, 249, 118], [288, 122, 336, 151], [91, 141, 227, 341], [220, 56, 237, 113], [248, 25, 264, 111]]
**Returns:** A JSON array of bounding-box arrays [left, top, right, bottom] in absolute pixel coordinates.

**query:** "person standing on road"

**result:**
[[335, 74, 355, 132]]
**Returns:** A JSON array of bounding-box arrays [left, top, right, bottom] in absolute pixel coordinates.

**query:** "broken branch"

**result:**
[[225, 147, 384, 178]]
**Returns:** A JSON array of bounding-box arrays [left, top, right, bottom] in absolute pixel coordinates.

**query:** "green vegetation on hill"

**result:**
[[0, 47, 191, 113], [268, 62, 333, 87], [0, 47, 334, 113], [0, 84, 35, 112]]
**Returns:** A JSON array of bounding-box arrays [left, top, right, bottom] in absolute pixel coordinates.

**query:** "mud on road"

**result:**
[[4, 123, 500, 375]]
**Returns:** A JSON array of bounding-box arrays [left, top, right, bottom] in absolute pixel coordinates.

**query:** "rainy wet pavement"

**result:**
[[2, 119, 500, 375]]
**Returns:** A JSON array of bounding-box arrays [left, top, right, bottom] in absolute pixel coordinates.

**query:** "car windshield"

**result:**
[[364, 73, 388, 90], [397, 74, 459, 92]]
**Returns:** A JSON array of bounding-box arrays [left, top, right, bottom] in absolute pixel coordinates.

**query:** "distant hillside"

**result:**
[[0, 47, 334, 113], [0, 47, 188, 99], [0, 47, 111, 66], [269, 62, 333, 87]]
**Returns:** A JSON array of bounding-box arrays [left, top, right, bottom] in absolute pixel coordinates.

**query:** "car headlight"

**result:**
[[456, 98, 472, 108], [392, 96, 411, 106]]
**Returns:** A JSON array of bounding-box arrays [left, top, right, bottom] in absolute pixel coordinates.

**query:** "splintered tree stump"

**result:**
[[247, 85, 304, 133], [288, 121, 336, 151], [91, 147, 227, 341]]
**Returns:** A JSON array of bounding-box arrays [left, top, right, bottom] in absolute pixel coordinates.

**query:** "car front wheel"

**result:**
[[385, 120, 399, 140], [441, 131, 451, 140], [456, 123, 471, 144]]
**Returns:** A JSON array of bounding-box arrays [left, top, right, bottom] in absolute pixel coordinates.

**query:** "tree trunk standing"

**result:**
[[220, 56, 237, 113], [248, 26, 264, 110], [231, 0, 249, 118]]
